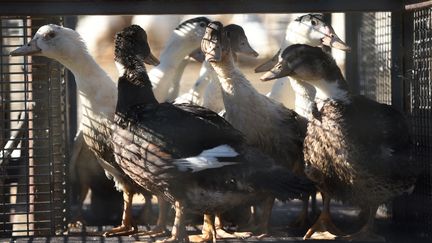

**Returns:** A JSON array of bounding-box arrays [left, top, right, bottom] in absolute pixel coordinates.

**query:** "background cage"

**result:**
[[0, 0, 431, 241]]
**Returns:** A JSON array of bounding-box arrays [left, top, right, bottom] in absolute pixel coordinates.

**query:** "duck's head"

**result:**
[[288, 14, 350, 51], [255, 13, 349, 73], [10, 24, 86, 61], [260, 44, 343, 84], [201, 21, 227, 63], [174, 16, 211, 44], [224, 24, 259, 57], [201, 21, 259, 62], [114, 24, 160, 68]]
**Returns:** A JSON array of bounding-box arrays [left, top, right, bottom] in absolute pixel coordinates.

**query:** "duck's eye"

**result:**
[[311, 20, 317, 26], [199, 22, 206, 27], [45, 31, 56, 39]]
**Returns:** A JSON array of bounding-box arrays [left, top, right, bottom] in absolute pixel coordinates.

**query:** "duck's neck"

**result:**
[[289, 78, 316, 120], [314, 79, 351, 110], [193, 61, 218, 95], [62, 49, 117, 120], [148, 33, 197, 102], [116, 61, 158, 115], [210, 53, 277, 141], [210, 54, 246, 89]]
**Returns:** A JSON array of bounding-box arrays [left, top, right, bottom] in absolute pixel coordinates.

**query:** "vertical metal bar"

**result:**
[[62, 16, 77, 226], [391, 11, 404, 112], [23, 17, 32, 236], [345, 12, 361, 95], [27, 17, 35, 236]]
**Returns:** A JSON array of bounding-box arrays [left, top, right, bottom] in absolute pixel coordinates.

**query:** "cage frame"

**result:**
[[0, 0, 431, 240]]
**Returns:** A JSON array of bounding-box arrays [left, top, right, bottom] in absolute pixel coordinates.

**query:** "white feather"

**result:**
[[174, 144, 239, 173]]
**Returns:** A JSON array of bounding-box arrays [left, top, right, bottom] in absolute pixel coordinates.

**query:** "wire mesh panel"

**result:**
[[408, 6, 432, 235], [0, 17, 69, 237], [357, 12, 392, 104]]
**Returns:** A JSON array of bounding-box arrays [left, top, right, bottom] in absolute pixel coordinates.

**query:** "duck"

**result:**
[[112, 24, 315, 243], [255, 13, 351, 229], [261, 44, 420, 241], [174, 24, 259, 114], [9, 24, 167, 237], [202, 21, 314, 234], [148, 17, 211, 102], [255, 13, 350, 118]]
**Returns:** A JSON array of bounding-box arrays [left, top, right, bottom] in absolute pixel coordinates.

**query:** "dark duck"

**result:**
[[112, 25, 315, 243], [261, 44, 420, 241]]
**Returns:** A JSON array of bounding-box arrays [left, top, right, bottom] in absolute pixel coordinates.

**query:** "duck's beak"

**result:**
[[321, 25, 350, 51], [143, 52, 160, 66], [254, 49, 280, 73], [237, 40, 259, 57], [260, 62, 290, 82], [10, 39, 41, 56]]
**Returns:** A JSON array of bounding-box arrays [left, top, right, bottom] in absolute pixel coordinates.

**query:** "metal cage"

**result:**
[[357, 12, 393, 104], [0, 0, 431, 241], [0, 17, 69, 237], [407, 6, 432, 234]]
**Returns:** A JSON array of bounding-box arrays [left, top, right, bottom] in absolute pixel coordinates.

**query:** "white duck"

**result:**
[[256, 13, 350, 123], [9, 22, 201, 237], [149, 17, 211, 102]]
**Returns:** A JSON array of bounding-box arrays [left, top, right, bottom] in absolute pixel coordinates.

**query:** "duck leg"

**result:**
[[341, 205, 385, 242], [303, 193, 344, 240], [137, 190, 154, 224], [135, 196, 169, 237], [214, 213, 252, 239], [103, 190, 137, 237], [253, 196, 274, 238], [188, 214, 216, 243], [310, 192, 321, 219], [288, 195, 310, 229], [157, 201, 189, 243]]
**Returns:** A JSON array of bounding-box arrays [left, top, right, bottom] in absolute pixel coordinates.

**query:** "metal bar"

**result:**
[[345, 12, 361, 95], [391, 11, 405, 112], [406, 0, 432, 11], [0, 0, 404, 15]]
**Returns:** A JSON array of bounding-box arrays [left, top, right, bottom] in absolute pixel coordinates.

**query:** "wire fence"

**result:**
[[357, 12, 392, 104], [0, 16, 69, 237], [408, 6, 432, 235]]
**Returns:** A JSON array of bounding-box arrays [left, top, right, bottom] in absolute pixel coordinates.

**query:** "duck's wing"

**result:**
[[348, 96, 420, 178], [112, 103, 245, 188]]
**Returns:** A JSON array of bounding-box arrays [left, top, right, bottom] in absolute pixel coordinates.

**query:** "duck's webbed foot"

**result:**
[[189, 214, 216, 243], [303, 211, 344, 240], [216, 228, 252, 239], [157, 201, 189, 243], [103, 190, 137, 237], [135, 197, 170, 237], [103, 224, 137, 237], [188, 233, 213, 243]]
